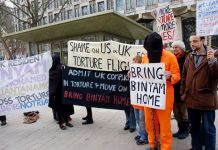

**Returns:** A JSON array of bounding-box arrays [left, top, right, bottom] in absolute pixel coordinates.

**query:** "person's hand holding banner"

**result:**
[[207, 49, 216, 61]]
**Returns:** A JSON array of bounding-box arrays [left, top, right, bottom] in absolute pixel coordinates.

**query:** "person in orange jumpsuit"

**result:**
[[141, 32, 181, 150]]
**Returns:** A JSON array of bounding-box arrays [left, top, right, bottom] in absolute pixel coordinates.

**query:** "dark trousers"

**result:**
[[86, 107, 93, 120], [0, 115, 6, 123], [56, 106, 69, 126], [188, 108, 216, 150], [173, 101, 188, 123]]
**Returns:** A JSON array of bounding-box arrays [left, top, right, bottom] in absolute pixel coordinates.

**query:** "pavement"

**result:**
[[0, 106, 217, 150]]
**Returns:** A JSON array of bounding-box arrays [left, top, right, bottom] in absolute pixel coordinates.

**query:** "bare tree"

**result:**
[[1, 0, 70, 28], [0, 1, 15, 58], [0, 0, 70, 58]]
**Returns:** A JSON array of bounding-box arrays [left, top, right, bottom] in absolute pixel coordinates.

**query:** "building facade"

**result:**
[[10, 0, 218, 60]]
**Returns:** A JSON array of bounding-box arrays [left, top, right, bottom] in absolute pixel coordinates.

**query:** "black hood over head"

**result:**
[[52, 54, 61, 66], [143, 32, 163, 63]]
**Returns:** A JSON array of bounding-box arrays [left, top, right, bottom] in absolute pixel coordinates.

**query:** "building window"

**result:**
[[60, 0, 65, 5], [116, 0, 123, 11], [54, 13, 59, 22], [60, 9, 66, 20], [18, 22, 22, 31], [16, 9, 20, 18], [182, 17, 195, 51], [82, 6, 88, 16], [67, 0, 72, 4], [67, 9, 73, 19], [98, 1, 105, 12], [48, 0, 53, 9], [136, 0, 144, 7], [147, 0, 157, 6], [21, 5, 26, 18], [27, 18, 31, 28], [23, 22, 27, 30], [74, 4, 80, 17], [48, 12, 53, 23], [38, 16, 42, 26], [107, 0, 114, 10], [158, 0, 170, 3], [126, 0, 134, 12], [43, 16, 47, 25], [54, 0, 59, 8], [89, 1, 96, 14]]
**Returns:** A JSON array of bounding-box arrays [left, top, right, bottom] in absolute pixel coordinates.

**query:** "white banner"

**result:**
[[155, 5, 178, 43], [68, 40, 146, 71], [130, 63, 166, 110], [0, 52, 52, 115], [196, 0, 218, 36]]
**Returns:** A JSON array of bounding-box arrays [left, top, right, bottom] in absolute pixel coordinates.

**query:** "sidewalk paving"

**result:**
[[0, 106, 217, 150]]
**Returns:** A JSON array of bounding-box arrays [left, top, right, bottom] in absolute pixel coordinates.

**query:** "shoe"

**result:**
[[136, 139, 148, 145], [82, 116, 88, 120], [134, 135, 140, 141], [123, 126, 130, 130], [60, 125, 67, 130], [66, 123, 73, 127], [82, 120, 93, 125], [68, 117, 72, 122], [129, 128, 136, 133], [173, 131, 180, 137], [1, 121, 7, 126], [177, 132, 189, 139]]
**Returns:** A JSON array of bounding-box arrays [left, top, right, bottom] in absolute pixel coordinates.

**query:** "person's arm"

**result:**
[[180, 55, 189, 100], [169, 54, 181, 85], [208, 50, 218, 79]]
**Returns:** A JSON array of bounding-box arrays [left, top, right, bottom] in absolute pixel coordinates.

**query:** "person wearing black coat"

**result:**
[[49, 54, 74, 130], [172, 40, 189, 139], [0, 115, 6, 126]]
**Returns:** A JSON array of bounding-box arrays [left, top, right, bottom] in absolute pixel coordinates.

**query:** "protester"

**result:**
[[142, 32, 181, 150], [171, 40, 189, 139], [49, 54, 74, 130], [0, 115, 6, 126], [0, 58, 6, 126], [180, 33, 218, 150], [124, 106, 136, 132], [132, 55, 148, 145], [82, 107, 94, 125]]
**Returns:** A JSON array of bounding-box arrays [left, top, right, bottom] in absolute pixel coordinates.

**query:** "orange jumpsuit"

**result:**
[[142, 50, 181, 150]]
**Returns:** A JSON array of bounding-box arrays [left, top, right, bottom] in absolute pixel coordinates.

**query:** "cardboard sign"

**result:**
[[196, 0, 218, 36], [68, 40, 146, 71], [155, 5, 178, 43], [130, 63, 166, 110]]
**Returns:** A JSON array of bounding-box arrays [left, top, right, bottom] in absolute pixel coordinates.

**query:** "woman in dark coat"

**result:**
[[49, 54, 74, 130]]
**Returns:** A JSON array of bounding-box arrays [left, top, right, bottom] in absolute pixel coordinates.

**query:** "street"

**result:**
[[1, 106, 217, 150]]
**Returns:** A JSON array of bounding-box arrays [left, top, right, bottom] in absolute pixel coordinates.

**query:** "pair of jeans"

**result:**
[[188, 108, 216, 150], [124, 106, 136, 129], [134, 109, 148, 141]]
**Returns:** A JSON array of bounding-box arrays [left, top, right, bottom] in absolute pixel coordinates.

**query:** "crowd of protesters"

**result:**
[[1, 32, 217, 150]]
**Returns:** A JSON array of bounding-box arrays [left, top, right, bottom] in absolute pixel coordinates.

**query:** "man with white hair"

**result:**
[[171, 40, 189, 139]]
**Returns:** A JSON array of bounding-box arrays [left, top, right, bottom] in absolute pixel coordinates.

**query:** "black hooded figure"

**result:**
[[143, 32, 163, 150], [49, 54, 74, 130], [143, 32, 163, 63]]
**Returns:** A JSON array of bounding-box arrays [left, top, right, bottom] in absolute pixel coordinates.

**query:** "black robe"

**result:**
[[49, 56, 74, 118]]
